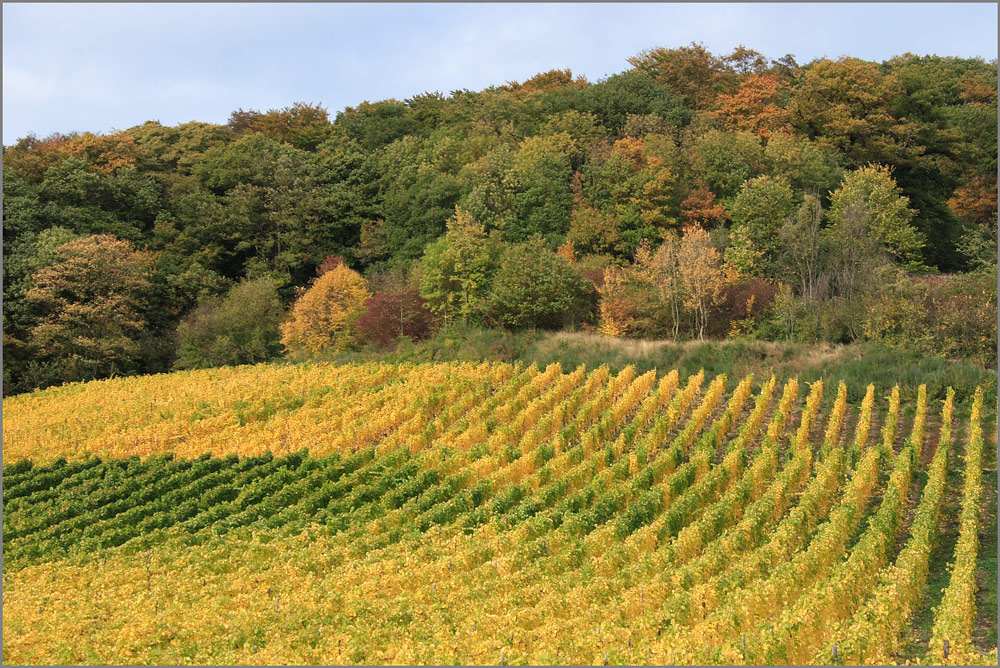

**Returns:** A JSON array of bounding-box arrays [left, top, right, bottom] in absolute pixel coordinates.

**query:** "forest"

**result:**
[[3, 43, 997, 395]]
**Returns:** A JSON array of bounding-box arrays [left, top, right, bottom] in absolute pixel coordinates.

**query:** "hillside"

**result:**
[[3, 45, 997, 395], [3, 362, 997, 664]]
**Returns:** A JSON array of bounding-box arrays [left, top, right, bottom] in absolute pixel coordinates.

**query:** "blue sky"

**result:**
[[3, 3, 997, 146]]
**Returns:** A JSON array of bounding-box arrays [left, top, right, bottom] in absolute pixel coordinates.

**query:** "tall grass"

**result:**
[[308, 326, 996, 406]]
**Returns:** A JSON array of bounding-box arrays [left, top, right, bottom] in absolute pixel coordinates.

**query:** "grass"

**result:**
[[897, 410, 967, 662], [897, 405, 999, 662], [972, 410, 998, 654], [307, 326, 997, 406]]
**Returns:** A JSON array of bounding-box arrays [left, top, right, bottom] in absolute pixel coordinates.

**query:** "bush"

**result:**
[[709, 276, 779, 338], [863, 272, 997, 369], [173, 277, 284, 369], [355, 287, 433, 348]]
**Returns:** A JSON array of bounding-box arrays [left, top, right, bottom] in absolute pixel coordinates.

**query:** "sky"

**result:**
[[3, 2, 998, 146]]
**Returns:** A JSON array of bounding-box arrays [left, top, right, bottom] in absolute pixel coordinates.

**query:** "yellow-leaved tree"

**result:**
[[280, 260, 371, 355], [677, 224, 725, 339]]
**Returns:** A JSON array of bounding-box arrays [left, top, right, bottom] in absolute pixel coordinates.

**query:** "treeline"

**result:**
[[3, 44, 997, 393]]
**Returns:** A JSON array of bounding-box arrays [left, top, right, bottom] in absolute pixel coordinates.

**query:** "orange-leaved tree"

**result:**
[[280, 259, 371, 355], [715, 73, 791, 139]]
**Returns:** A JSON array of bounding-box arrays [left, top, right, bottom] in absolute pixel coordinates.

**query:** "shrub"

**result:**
[[864, 272, 997, 369], [173, 277, 284, 369], [355, 287, 433, 348], [710, 276, 780, 338]]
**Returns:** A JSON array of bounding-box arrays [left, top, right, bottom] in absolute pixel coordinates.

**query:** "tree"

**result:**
[[596, 240, 671, 338], [567, 204, 620, 256], [173, 277, 285, 369], [627, 42, 733, 109], [825, 201, 895, 300], [763, 132, 843, 199], [578, 70, 692, 133], [2, 226, 81, 393], [789, 57, 919, 168], [577, 136, 684, 255], [677, 225, 725, 339], [280, 260, 370, 355], [508, 68, 578, 92], [539, 110, 606, 166], [507, 134, 574, 242], [716, 74, 791, 139], [418, 207, 500, 326], [25, 157, 163, 242], [679, 183, 729, 228], [724, 175, 795, 277], [334, 99, 420, 151], [828, 164, 925, 268], [597, 267, 635, 337], [23, 234, 155, 386], [485, 236, 591, 329], [692, 130, 766, 201], [778, 195, 828, 300], [195, 132, 364, 282], [947, 174, 998, 228], [227, 102, 333, 150], [377, 136, 461, 261], [127, 120, 232, 174], [651, 234, 684, 340], [954, 215, 998, 271]]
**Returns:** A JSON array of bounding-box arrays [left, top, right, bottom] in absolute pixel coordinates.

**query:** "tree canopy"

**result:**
[[3, 45, 996, 392]]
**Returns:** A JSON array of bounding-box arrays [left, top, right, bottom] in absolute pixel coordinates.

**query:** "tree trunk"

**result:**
[[463, 286, 469, 327]]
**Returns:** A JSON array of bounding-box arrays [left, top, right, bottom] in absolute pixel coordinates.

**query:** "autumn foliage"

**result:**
[[716, 74, 792, 139], [2, 42, 996, 393], [24, 234, 155, 383], [355, 287, 434, 348], [280, 261, 371, 354]]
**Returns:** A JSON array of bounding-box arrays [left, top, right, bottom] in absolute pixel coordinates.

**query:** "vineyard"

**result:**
[[2, 361, 997, 665]]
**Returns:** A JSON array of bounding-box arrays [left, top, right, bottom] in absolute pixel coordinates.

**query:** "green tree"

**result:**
[[538, 110, 607, 167], [196, 133, 362, 283], [376, 136, 462, 261], [763, 133, 843, 199], [334, 99, 420, 150], [692, 130, 766, 201], [828, 164, 925, 268], [578, 70, 692, 133], [724, 175, 795, 277], [418, 207, 500, 326], [34, 158, 162, 241], [485, 236, 590, 329], [508, 134, 574, 243], [578, 136, 683, 256]]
